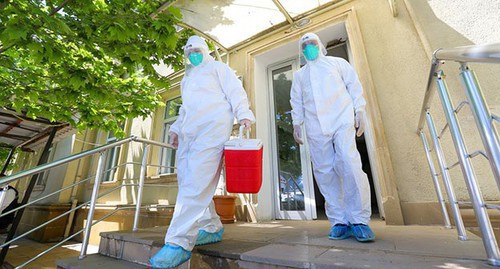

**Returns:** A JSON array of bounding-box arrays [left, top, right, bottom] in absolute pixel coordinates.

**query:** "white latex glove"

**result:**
[[169, 132, 179, 149], [355, 110, 365, 137], [240, 119, 252, 132], [293, 125, 304, 145]]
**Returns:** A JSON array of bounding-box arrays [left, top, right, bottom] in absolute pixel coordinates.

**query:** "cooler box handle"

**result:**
[[238, 125, 250, 139]]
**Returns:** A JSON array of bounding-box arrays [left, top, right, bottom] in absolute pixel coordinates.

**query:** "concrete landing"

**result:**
[[60, 219, 495, 268]]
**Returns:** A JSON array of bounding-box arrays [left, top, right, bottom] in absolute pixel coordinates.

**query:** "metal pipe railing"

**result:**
[[425, 111, 466, 239], [0, 201, 90, 249], [417, 43, 500, 266], [15, 204, 174, 269], [417, 43, 500, 132], [459, 64, 500, 188], [433, 43, 500, 63], [79, 152, 105, 259], [0, 136, 176, 267], [417, 58, 442, 132], [0, 136, 135, 187], [133, 143, 148, 231], [436, 74, 500, 265], [419, 130, 451, 228], [0, 177, 91, 218]]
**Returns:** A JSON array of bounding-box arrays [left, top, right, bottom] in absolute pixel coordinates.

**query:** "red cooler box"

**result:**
[[224, 127, 263, 193]]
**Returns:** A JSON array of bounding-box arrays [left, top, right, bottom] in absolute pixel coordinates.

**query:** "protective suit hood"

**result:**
[[299, 32, 327, 64], [184, 35, 214, 75]]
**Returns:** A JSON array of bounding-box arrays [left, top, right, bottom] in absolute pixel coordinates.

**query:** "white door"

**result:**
[[268, 59, 316, 220]]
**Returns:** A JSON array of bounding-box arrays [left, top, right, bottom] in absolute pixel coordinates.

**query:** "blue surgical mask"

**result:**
[[303, 44, 319, 61], [188, 52, 203, 66]]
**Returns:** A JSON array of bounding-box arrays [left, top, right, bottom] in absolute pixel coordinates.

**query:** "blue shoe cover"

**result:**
[[351, 224, 375, 242], [328, 224, 351, 240], [149, 244, 191, 269], [195, 229, 224, 246]]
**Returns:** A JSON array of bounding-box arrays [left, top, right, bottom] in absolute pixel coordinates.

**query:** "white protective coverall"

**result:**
[[290, 33, 371, 225], [166, 36, 255, 251]]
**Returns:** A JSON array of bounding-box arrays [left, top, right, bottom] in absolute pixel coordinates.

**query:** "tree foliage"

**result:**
[[0, 0, 190, 137]]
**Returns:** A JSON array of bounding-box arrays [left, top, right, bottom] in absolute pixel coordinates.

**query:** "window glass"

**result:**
[[160, 97, 182, 174]]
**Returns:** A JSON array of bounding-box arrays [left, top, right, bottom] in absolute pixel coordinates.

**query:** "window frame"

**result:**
[[159, 96, 182, 175]]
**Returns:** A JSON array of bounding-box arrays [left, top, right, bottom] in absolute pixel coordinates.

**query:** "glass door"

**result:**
[[268, 59, 316, 220]]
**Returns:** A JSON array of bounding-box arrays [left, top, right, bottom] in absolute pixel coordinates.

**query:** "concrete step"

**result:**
[[56, 254, 145, 269], [88, 220, 493, 269]]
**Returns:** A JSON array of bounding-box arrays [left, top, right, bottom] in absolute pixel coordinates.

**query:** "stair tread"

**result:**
[[57, 254, 144, 269]]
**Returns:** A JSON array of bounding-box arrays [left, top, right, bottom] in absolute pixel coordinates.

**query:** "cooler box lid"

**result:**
[[224, 138, 263, 150]]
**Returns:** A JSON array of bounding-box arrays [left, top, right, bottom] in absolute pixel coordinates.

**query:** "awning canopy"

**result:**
[[0, 109, 74, 152], [172, 0, 344, 50]]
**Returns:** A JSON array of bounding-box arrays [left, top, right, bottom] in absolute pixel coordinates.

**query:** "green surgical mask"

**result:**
[[188, 52, 203, 66], [303, 44, 319, 61]]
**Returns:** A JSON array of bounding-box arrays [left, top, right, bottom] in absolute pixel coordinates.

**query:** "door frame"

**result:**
[[266, 59, 317, 220]]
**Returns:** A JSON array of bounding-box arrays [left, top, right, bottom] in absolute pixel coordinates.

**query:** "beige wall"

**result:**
[[403, 0, 500, 201]]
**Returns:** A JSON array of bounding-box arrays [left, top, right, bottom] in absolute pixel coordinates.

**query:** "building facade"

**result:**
[[8, 0, 499, 243]]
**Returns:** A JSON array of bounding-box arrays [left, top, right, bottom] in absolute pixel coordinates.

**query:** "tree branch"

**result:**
[[49, 0, 71, 16], [2, 66, 53, 78]]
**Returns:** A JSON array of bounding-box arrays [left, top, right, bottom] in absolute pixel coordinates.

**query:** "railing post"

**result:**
[[459, 64, 500, 189], [436, 73, 500, 266], [425, 111, 467, 239], [79, 151, 106, 260], [419, 130, 451, 228], [133, 143, 149, 231], [0, 186, 8, 214]]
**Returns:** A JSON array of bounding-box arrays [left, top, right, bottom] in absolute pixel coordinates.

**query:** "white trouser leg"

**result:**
[[307, 134, 347, 226], [197, 161, 224, 233], [165, 140, 224, 251], [197, 201, 223, 233], [333, 124, 371, 225]]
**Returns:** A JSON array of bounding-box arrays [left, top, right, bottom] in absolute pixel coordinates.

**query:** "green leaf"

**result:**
[[167, 6, 182, 19], [2, 24, 29, 42]]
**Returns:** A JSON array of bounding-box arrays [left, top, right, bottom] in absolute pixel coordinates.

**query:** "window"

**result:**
[[160, 97, 182, 174], [35, 144, 56, 187]]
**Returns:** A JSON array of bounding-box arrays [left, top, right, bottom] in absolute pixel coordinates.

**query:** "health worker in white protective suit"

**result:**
[[150, 35, 255, 268], [290, 33, 375, 242]]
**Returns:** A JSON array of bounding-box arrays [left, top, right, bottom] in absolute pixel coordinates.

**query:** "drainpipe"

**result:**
[[64, 199, 78, 238], [63, 131, 89, 238]]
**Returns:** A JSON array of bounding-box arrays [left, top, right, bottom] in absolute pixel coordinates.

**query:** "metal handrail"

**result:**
[[16, 204, 174, 269], [0, 136, 174, 187], [0, 182, 142, 249], [417, 59, 442, 132], [417, 43, 500, 266], [433, 43, 500, 63], [0, 136, 175, 268], [417, 43, 500, 132], [0, 136, 134, 187], [0, 176, 92, 218]]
